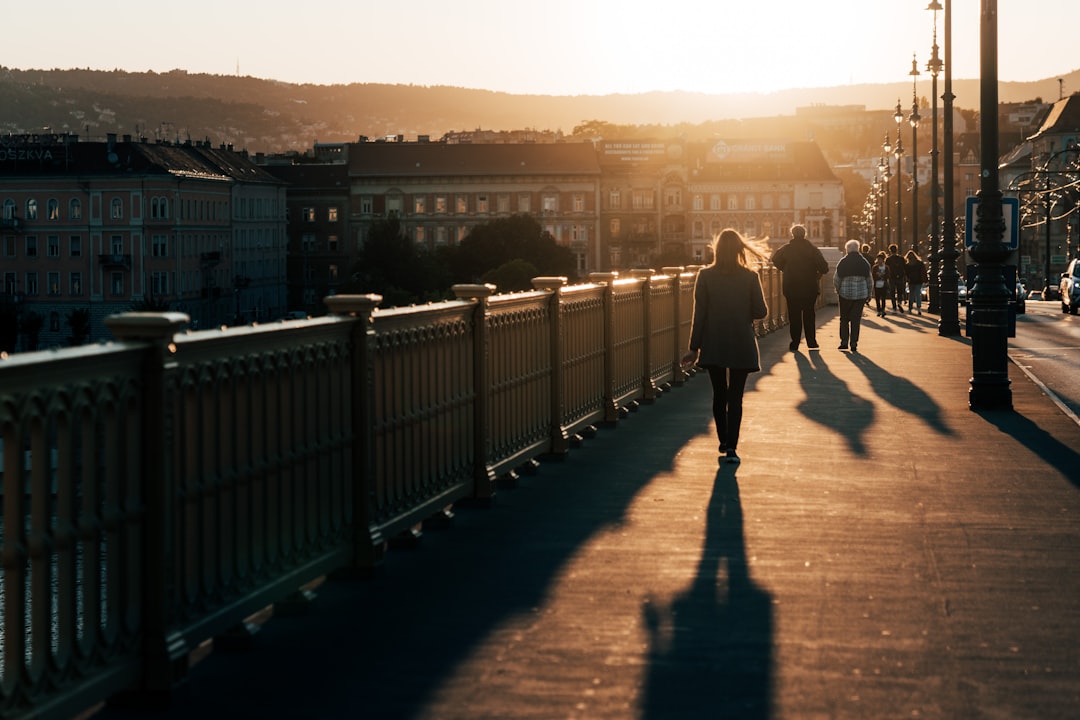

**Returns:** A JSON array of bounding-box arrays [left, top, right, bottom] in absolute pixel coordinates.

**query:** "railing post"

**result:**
[[630, 269, 657, 402], [532, 276, 569, 459], [588, 272, 619, 425], [324, 294, 384, 571], [451, 284, 498, 501], [104, 311, 191, 700], [662, 267, 687, 384]]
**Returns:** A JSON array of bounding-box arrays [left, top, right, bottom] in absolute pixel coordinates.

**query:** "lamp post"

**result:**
[[968, 0, 1010, 410], [927, 0, 943, 312], [892, 102, 905, 251], [909, 55, 922, 254], [880, 139, 892, 246], [938, 0, 961, 336]]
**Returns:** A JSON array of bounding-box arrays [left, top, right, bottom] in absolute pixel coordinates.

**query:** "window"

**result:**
[[477, 195, 489, 213], [111, 272, 124, 295], [573, 194, 584, 212], [3, 199, 14, 219], [70, 272, 82, 295], [436, 226, 448, 246], [26, 199, 38, 220], [302, 207, 316, 222], [25, 272, 38, 295], [609, 190, 621, 210], [110, 198, 123, 219], [47, 199, 60, 220], [497, 194, 510, 213], [151, 196, 169, 219], [665, 189, 681, 207], [435, 196, 447, 214], [328, 235, 339, 252], [693, 195, 703, 211], [542, 195, 558, 214], [69, 198, 81, 220], [360, 196, 373, 214], [328, 264, 338, 281], [727, 195, 739, 210], [745, 195, 756, 210], [4, 236, 14, 257], [26, 236, 38, 257], [47, 235, 60, 257], [693, 220, 704, 239], [762, 194, 774, 210], [710, 194, 721, 210], [152, 234, 168, 257], [3, 272, 15, 294], [518, 194, 531, 213], [47, 272, 60, 296], [414, 197, 426, 214], [456, 196, 468, 214], [415, 226, 426, 243], [632, 191, 653, 210], [151, 271, 169, 294], [328, 207, 339, 222], [610, 218, 621, 237], [301, 233, 316, 252], [386, 196, 402, 215], [110, 235, 123, 254], [69, 235, 81, 257]]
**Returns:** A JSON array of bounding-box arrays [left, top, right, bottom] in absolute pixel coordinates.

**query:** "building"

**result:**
[[346, 142, 602, 276], [0, 133, 287, 351]]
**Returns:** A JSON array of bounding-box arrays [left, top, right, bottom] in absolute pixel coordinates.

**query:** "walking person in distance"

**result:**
[[769, 224, 828, 351], [872, 252, 890, 317], [904, 249, 927, 315], [834, 239, 873, 352], [885, 243, 907, 314], [682, 229, 769, 465]]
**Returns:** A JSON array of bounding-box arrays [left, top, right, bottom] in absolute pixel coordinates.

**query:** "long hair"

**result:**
[[710, 228, 765, 273]]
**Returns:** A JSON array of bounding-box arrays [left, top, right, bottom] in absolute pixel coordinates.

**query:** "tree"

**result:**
[[19, 311, 43, 351], [447, 214, 575, 285], [342, 215, 451, 307], [481, 259, 540, 292]]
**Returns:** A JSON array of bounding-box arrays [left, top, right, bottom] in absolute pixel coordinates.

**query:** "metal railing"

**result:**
[[0, 266, 811, 719]]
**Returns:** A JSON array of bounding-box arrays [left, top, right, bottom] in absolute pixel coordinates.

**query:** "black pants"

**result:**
[[786, 295, 817, 346], [838, 297, 865, 348], [707, 367, 750, 452]]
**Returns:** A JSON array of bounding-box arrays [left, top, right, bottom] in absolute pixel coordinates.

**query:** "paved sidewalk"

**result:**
[[90, 306, 1080, 720]]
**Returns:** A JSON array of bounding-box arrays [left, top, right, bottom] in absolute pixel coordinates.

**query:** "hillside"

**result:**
[[1, 66, 1077, 155]]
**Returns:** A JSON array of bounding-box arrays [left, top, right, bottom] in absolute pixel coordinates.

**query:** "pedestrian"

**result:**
[[860, 243, 874, 306], [904, 249, 927, 315], [769, 224, 828, 351], [682, 229, 769, 465], [834, 239, 873, 352], [885, 244, 907, 313], [872, 252, 890, 317]]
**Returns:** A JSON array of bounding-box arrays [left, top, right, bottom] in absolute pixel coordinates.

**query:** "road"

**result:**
[[1010, 298, 1080, 424]]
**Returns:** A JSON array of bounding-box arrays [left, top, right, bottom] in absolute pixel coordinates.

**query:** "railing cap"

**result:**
[[451, 283, 497, 299], [325, 294, 383, 316], [530, 276, 568, 291], [105, 312, 190, 341], [629, 268, 656, 278], [587, 272, 619, 284]]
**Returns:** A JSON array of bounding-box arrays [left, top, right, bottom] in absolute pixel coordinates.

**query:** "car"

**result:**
[[1027, 289, 1043, 301], [1060, 259, 1080, 315], [1015, 279, 1026, 314]]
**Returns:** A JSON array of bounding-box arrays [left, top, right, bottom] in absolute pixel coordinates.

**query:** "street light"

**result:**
[[927, 0, 944, 312], [909, 55, 922, 254], [968, 0, 1010, 410], [938, 0, 961, 337], [892, 100, 905, 251], [880, 139, 892, 246]]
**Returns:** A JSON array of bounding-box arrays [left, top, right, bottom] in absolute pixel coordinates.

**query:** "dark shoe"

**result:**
[[807, 342, 819, 349], [838, 343, 848, 350], [789, 341, 798, 352], [850, 345, 858, 353], [725, 449, 740, 464]]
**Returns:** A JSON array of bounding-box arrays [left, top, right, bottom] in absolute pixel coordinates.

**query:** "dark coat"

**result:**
[[770, 238, 829, 299], [689, 266, 768, 370]]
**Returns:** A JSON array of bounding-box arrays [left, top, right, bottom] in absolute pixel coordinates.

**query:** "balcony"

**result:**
[[98, 253, 131, 268], [0, 216, 22, 231]]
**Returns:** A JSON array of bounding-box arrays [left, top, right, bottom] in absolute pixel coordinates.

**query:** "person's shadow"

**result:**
[[795, 351, 876, 455], [641, 468, 773, 719], [846, 351, 955, 436]]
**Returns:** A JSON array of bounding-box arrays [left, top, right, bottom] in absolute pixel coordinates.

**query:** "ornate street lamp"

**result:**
[[909, 55, 922, 254], [880, 140, 892, 246], [938, 0, 961, 336], [892, 100, 905, 251], [968, 0, 1010, 410], [927, 0, 944, 312]]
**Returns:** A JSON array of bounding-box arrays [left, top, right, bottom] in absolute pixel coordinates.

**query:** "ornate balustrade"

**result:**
[[0, 266, 808, 719]]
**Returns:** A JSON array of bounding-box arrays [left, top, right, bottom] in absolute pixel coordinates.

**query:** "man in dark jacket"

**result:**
[[884, 243, 907, 313], [770, 224, 829, 351]]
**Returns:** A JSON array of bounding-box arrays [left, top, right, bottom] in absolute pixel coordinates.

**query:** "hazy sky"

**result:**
[[7, 1, 1078, 97]]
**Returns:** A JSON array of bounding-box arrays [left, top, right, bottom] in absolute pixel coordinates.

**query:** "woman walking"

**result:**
[[904, 249, 927, 315], [682, 229, 769, 465], [872, 252, 890, 317]]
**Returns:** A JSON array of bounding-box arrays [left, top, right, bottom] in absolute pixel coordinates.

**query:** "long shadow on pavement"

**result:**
[[980, 408, 1080, 490], [845, 352, 956, 437], [794, 351, 875, 455], [640, 467, 773, 719]]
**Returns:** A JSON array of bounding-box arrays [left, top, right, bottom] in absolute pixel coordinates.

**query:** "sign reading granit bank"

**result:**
[[707, 141, 791, 163]]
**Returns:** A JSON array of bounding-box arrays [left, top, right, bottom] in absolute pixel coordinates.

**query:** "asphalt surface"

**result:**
[[88, 305, 1080, 720]]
